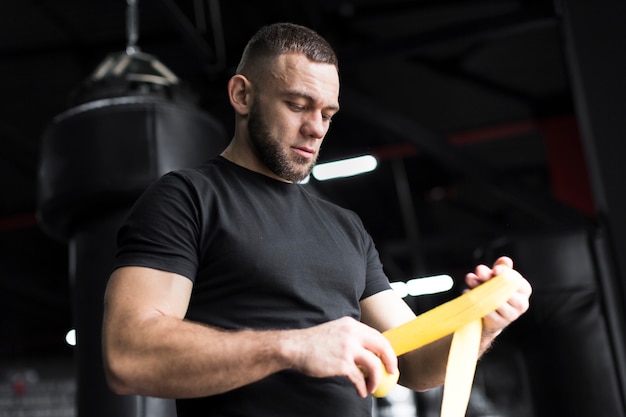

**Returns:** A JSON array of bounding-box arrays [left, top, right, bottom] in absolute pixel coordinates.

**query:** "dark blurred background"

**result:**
[[1, 1, 625, 416]]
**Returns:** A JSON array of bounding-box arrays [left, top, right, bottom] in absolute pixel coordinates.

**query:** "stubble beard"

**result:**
[[247, 101, 317, 183]]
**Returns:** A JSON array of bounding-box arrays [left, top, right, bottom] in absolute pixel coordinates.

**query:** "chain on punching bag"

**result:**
[[37, 2, 227, 416]]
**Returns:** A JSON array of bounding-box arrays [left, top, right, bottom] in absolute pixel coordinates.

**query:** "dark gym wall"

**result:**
[[560, 0, 626, 404]]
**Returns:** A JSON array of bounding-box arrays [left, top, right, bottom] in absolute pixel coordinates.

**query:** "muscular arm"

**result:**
[[102, 266, 289, 398], [102, 266, 397, 399]]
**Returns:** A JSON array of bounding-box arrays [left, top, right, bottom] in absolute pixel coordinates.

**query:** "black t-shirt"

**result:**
[[114, 157, 391, 416]]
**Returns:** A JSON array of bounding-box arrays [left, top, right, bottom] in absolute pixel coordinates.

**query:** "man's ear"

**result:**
[[228, 74, 253, 116]]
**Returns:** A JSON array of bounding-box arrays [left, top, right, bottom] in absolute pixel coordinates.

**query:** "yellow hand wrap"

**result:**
[[372, 269, 523, 417]]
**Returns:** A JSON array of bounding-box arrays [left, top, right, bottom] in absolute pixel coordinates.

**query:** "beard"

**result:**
[[247, 101, 318, 183]]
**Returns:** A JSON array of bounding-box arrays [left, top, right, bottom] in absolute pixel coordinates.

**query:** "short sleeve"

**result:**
[[357, 217, 392, 300], [114, 171, 202, 281]]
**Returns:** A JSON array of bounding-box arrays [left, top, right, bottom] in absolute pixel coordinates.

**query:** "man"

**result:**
[[102, 22, 532, 416]]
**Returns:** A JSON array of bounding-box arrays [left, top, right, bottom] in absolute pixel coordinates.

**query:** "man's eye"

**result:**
[[288, 102, 305, 111], [322, 114, 333, 123]]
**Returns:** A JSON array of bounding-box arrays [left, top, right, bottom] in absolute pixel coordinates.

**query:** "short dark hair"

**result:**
[[236, 22, 338, 77]]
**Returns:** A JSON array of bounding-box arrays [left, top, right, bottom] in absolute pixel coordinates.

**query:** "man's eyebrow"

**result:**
[[282, 90, 340, 112]]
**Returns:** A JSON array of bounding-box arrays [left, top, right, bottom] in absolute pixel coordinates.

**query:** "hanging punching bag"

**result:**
[[37, 46, 227, 417]]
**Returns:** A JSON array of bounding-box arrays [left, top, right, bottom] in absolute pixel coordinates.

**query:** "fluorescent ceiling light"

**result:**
[[312, 155, 377, 181], [390, 274, 454, 298]]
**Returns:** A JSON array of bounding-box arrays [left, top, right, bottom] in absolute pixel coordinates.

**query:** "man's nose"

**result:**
[[301, 112, 326, 139]]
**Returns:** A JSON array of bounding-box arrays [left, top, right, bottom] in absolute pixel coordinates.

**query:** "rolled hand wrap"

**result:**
[[372, 269, 523, 417]]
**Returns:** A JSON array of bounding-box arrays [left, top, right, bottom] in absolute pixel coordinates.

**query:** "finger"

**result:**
[[356, 350, 384, 395], [372, 343, 398, 377], [493, 256, 514, 269], [468, 257, 516, 288], [482, 305, 513, 332], [380, 351, 398, 376], [507, 289, 531, 315], [518, 277, 533, 297], [358, 327, 398, 394], [496, 276, 532, 316], [464, 273, 481, 289], [340, 322, 396, 397], [465, 272, 483, 288], [349, 364, 369, 398], [486, 307, 519, 332], [465, 264, 492, 287], [484, 290, 531, 331], [359, 326, 398, 375], [476, 264, 493, 280]]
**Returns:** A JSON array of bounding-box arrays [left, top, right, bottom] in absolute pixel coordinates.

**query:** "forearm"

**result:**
[[103, 266, 401, 400], [397, 326, 500, 392], [103, 314, 293, 398], [477, 326, 501, 355], [397, 335, 451, 392]]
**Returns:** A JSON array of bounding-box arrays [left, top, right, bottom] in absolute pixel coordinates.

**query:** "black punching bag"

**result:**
[[37, 48, 227, 417]]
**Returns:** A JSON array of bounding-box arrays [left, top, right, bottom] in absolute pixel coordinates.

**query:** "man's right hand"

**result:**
[[280, 316, 398, 398]]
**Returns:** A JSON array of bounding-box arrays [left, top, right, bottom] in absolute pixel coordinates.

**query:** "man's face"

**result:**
[[246, 53, 340, 183]]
